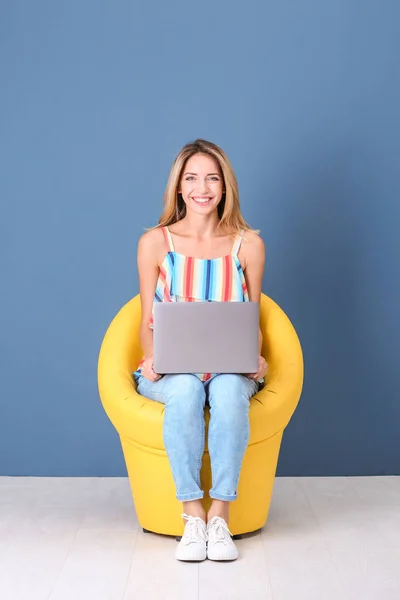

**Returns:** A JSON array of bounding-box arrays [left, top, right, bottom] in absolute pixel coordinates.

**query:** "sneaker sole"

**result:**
[[207, 548, 238, 561], [207, 555, 238, 561], [176, 553, 207, 562]]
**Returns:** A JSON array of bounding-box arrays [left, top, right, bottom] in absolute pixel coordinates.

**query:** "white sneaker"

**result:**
[[207, 516, 239, 561], [175, 513, 207, 562]]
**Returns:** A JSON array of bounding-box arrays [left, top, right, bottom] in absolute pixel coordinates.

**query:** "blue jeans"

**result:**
[[135, 373, 259, 502]]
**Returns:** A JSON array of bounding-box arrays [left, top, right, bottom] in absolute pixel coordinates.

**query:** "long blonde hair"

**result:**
[[157, 139, 254, 236]]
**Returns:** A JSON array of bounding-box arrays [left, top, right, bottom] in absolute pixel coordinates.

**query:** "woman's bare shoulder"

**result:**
[[242, 229, 265, 250], [138, 227, 166, 264], [240, 230, 265, 268], [138, 226, 164, 246]]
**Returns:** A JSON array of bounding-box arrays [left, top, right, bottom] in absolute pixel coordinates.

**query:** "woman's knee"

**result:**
[[208, 374, 253, 411], [163, 374, 206, 410]]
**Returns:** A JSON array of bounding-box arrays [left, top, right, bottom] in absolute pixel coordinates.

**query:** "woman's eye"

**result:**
[[209, 177, 219, 181], [186, 176, 195, 181]]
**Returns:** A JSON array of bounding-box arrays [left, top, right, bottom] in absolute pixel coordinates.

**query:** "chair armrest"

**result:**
[[247, 295, 304, 443], [97, 297, 166, 449]]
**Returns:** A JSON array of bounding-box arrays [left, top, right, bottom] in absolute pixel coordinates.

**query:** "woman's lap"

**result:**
[[135, 373, 259, 404]]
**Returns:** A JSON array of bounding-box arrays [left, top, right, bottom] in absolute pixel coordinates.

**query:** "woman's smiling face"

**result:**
[[179, 153, 224, 216]]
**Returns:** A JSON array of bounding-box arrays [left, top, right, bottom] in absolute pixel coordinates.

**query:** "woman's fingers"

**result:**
[[247, 357, 268, 381], [247, 371, 259, 380], [142, 367, 161, 382], [140, 356, 161, 382], [141, 366, 156, 382]]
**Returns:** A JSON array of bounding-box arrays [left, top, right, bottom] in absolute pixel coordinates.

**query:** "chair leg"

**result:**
[[144, 528, 182, 541], [233, 528, 261, 540]]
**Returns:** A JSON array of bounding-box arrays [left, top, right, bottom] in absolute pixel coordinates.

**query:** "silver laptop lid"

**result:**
[[153, 302, 259, 375]]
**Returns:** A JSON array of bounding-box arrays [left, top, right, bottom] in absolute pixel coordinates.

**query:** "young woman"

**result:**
[[134, 139, 267, 562]]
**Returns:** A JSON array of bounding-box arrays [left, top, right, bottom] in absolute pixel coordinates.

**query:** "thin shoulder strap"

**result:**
[[231, 229, 245, 257], [162, 226, 175, 253]]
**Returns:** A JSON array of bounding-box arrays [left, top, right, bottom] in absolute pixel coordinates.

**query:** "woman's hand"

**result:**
[[141, 356, 162, 382], [247, 356, 268, 382]]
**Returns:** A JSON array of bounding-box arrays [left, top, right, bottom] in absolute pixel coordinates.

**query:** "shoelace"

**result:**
[[182, 513, 207, 544], [208, 517, 233, 543]]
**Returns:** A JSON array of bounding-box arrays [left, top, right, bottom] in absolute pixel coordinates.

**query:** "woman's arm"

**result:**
[[241, 231, 267, 379], [242, 230, 265, 304], [137, 231, 159, 356], [137, 229, 165, 380]]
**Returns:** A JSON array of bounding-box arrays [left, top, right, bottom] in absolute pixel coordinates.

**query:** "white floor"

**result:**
[[0, 476, 399, 600]]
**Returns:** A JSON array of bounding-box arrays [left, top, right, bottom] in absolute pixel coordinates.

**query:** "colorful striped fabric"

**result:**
[[137, 226, 249, 382]]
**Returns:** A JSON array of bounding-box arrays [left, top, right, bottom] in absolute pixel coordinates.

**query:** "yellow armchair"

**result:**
[[97, 294, 303, 537]]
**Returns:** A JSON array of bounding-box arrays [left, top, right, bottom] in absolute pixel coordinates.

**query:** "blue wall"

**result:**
[[1, 1, 399, 476]]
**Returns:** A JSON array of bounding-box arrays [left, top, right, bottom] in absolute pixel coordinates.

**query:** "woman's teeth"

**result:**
[[193, 197, 211, 204]]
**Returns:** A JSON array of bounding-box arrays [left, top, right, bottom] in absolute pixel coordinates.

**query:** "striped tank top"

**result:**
[[137, 226, 249, 382]]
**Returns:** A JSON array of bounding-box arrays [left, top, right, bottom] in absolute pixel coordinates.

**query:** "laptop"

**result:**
[[153, 302, 259, 375]]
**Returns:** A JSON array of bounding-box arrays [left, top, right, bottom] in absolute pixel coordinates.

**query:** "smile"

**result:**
[[192, 197, 212, 206]]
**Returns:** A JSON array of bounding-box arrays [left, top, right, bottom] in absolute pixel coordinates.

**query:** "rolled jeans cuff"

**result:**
[[176, 490, 204, 502], [209, 490, 238, 502]]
